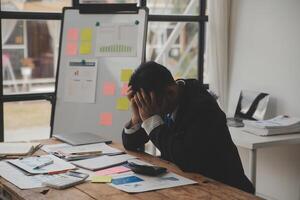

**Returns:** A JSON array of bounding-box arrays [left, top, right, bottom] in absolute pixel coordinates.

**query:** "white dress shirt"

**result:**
[[124, 108, 178, 135]]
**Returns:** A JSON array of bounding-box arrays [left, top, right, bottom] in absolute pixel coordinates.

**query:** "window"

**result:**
[[147, 22, 199, 79], [1, 1, 67, 142], [1, 0, 207, 142], [2, 19, 60, 95], [1, 0, 72, 12], [4, 100, 51, 142], [147, 0, 199, 15]]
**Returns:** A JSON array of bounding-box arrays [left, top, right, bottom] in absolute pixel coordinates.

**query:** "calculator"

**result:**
[[43, 171, 89, 189]]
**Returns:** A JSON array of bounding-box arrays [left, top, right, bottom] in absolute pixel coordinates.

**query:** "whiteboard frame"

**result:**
[[51, 6, 148, 143]]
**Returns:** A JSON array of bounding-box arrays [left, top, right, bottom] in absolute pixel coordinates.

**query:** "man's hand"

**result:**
[[134, 89, 161, 121], [127, 86, 142, 125]]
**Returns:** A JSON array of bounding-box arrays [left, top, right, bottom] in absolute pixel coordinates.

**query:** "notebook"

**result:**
[[53, 132, 111, 146], [72, 154, 136, 171], [0, 142, 41, 156]]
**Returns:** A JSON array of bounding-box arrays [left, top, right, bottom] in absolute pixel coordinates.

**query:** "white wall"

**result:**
[[228, 0, 300, 199]]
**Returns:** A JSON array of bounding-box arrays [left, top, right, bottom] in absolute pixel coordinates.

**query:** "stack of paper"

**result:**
[[243, 115, 300, 136], [58, 143, 122, 155], [42, 143, 122, 156], [42, 143, 123, 161], [72, 154, 136, 171], [0, 142, 41, 157]]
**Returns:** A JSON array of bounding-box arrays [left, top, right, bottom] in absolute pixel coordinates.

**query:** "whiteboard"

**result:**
[[53, 7, 148, 143]]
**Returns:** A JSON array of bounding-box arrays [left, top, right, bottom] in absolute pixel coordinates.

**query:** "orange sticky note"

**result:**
[[121, 83, 129, 96], [66, 43, 77, 56], [99, 113, 112, 126], [121, 69, 133, 82], [67, 28, 79, 41], [103, 82, 115, 96]]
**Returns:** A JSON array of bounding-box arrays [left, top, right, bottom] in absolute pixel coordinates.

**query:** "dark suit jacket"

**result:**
[[122, 79, 255, 194]]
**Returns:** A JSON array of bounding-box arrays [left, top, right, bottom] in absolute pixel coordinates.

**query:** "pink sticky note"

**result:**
[[103, 82, 115, 96], [66, 43, 77, 56], [67, 28, 79, 41], [95, 166, 131, 176], [121, 83, 129, 96], [99, 113, 112, 126]]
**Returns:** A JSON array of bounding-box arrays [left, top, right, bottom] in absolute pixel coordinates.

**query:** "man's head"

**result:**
[[129, 61, 179, 114]]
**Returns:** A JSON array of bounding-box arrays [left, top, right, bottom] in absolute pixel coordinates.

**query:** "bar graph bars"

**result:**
[[99, 44, 133, 53]]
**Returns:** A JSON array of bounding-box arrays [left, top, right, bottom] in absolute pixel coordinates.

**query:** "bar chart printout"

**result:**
[[96, 24, 138, 57]]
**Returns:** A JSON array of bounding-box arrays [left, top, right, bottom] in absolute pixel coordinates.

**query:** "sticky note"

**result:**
[[112, 176, 143, 185], [99, 113, 112, 126], [91, 176, 112, 183], [103, 82, 115, 96], [121, 69, 133, 82], [96, 166, 131, 176], [116, 97, 130, 110], [121, 83, 129, 96], [81, 28, 92, 41], [66, 43, 77, 56], [80, 42, 92, 54], [67, 28, 79, 41]]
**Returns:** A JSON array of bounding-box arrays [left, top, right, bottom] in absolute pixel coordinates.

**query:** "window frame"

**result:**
[[0, 0, 207, 142]]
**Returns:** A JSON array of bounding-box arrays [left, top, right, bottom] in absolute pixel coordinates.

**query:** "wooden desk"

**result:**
[[229, 127, 300, 187], [0, 139, 261, 200]]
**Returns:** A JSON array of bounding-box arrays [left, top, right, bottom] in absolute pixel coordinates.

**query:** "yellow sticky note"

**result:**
[[121, 69, 133, 82], [81, 28, 92, 41], [80, 42, 92, 54], [116, 97, 130, 111], [91, 176, 112, 183]]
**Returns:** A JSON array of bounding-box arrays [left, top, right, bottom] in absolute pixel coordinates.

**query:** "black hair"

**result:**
[[129, 61, 175, 96]]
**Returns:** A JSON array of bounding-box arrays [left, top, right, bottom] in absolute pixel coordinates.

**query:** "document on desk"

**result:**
[[0, 142, 41, 156], [8, 154, 76, 174], [42, 143, 71, 153], [42, 143, 122, 155], [72, 154, 136, 171], [109, 171, 197, 193], [0, 161, 59, 189]]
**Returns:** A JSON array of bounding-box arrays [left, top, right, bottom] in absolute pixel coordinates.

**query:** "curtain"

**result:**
[[206, 0, 231, 112], [1, 19, 17, 45], [47, 21, 60, 75]]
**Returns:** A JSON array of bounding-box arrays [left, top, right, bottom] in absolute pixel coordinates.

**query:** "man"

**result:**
[[122, 61, 255, 194]]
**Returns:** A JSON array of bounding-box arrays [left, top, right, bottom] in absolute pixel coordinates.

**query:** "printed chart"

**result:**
[[95, 23, 138, 57]]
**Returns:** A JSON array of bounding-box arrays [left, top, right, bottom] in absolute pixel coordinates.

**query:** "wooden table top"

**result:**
[[0, 139, 262, 200]]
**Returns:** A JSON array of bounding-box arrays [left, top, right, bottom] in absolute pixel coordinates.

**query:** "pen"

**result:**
[[33, 159, 54, 170]]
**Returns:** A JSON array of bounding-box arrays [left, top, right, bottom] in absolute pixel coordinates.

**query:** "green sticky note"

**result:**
[[91, 176, 112, 183], [116, 97, 130, 111], [81, 28, 92, 41], [121, 69, 133, 82], [80, 42, 92, 54]]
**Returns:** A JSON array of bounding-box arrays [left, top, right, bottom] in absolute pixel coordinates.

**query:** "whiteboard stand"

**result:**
[[51, 4, 148, 143]]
